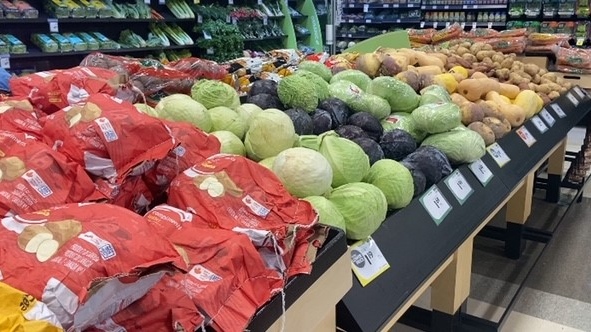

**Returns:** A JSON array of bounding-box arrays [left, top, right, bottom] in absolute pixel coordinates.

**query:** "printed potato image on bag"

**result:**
[[0, 203, 186, 331], [0, 156, 26, 181], [0, 99, 43, 139], [65, 102, 102, 128]]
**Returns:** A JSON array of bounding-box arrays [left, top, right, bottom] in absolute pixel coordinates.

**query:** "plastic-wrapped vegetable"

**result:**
[[1, 34, 27, 54], [169, 57, 228, 80], [50, 33, 73, 52], [31, 34, 59, 53], [62, 33, 87, 51]]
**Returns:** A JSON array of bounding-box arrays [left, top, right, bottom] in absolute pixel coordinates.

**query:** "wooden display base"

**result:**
[[553, 73, 591, 90]]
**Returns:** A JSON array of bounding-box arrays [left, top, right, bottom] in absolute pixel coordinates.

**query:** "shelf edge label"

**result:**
[[420, 185, 452, 225], [531, 115, 549, 133], [0, 54, 9, 69], [539, 109, 556, 126], [444, 170, 473, 205], [550, 103, 566, 118], [351, 237, 390, 287], [516, 126, 536, 147], [574, 86, 586, 99], [47, 18, 59, 33], [567, 92, 579, 106], [487, 142, 511, 168], [469, 159, 493, 186]]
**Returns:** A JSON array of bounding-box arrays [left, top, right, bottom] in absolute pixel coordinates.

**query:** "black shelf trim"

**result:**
[[243, 36, 287, 42], [421, 4, 507, 10], [0, 13, 193, 24], [343, 2, 421, 9], [339, 33, 383, 38], [343, 18, 421, 24], [9, 45, 194, 59]]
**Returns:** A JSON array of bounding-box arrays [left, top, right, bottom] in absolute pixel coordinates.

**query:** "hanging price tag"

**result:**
[[566, 92, 579, 106], [0, 55, 10, 69], [487, 143, 511, 167], [203, 31, 212, 40], [516, 126, 536, 147], [487, 22, 493, 28], [349, 3, 354, 7], [257, 0, 263, 4], [365, 19, 371, 23], [392, 3, 398, 7], [469, 159, 493, 186], [158, 0, 164, 4], [540, 109, 556, 126], [47, 19, 59, 33], [420, 21, 425, 28], [408, 3, 414, 7], [348, 19, 354, 23], [420, 185, 452, 225], [226, 15, 231, 23], [550, 103, 566, 118], [432, 5, 437, 9], [473, 4, 478, 8], [531, 115, 549, 133], [363, 3, 369, 12], [433, 22, 438, 28], [347, 34, 352, 37], [197, 14, 203, 23], [446, 21, 451, 27], [206, 48, 214, 54], [444, 170, 473, 205], [472, 22, 477, 29], [145, 0, 150, 4], [350, 237, 390, 287], [263, 16, 268, 25]]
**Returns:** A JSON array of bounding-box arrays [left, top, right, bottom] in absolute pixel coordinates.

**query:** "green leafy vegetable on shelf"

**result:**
[[167, 0, 194, 18], [194, 19, 244, 62], [149, 24, 170, 47], [119, 29, 146, 48]]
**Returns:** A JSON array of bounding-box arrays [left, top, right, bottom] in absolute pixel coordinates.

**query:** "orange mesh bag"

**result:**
[[0, 203, 186, 331]]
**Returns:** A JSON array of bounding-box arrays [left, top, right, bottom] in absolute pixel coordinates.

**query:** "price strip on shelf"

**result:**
[[363, 3, 369, 12], [47, 19, 59, 33], [444, 170, 473, 205], [443, 5, 449, 9], [431, 5, 437, 8], [395, 18, 401, 23], [460, 22, 465, 28], [350, 237, 390, 287], [567, 92, 579, 106], [469, 159, 493, 186], [263, 16, 268, 25], [540, 109, 556, 126], [531, 115, 549, 133], [349, 3, 354, 7], [446, 22, 451, 27], [365, 19, 372, 23], [408, 3, 414, 7], [574, 86, 588, 99], [550, 103, 567, 118], [472, 22, 477, 29], [420, 185, 452, 225], [420, 21, 425, 28], [383, 3, 390, 7], [433, 22, 438, 28], [0, 55, 9, 69], [516, 126, 536, 147], [197, 14, 203, 23], [348, 19, 354, 23], [487, 142, 511, 167]]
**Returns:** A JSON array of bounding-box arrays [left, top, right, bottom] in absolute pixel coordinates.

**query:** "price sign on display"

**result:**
[[487, 143, 511, 167], [197, 14, 203, 23], [420, 21, 425, 28], [516, 126, 536, 147], [443, 5, 449, 9], [472, 22, 477, 29], [540, 109, 556, 126], [420, 185, 452, 225], [206, 48, 214, 54], [487, 22, 493, 28], [0, 55, 9, 69], [444, 170, 473, 205], [257, 0, 263, 4], [575, 86, 588, 99], [203, 31, 212, 40], [408, 3, 414, 7], [446, 22, 451, 27], [395, 18, 401, 23], [550, 103, 566, 118], [531, 115, 549, 133], [383, 3, 390, 7], [392, 3, 398, 7], [231, 17, 237, 24], [348, 19, 354, 23], [350, 237, 390, 287], [567, 92, 579, 106], [469, 159, 493, 186], [349, 3, 354, 7], [263, 17, 268, 25], [473, 4, 479, 8], [48, 19, 59, 33], [226, 15, 231, 23], [433, 22, 438, 28], [158, 0, 164, 4], [145, 0, 150, 4], [365, 19, 371, 23], [228, 0, 233, 4], [460, 22, 465, 28], [363, 3, 369, 12]]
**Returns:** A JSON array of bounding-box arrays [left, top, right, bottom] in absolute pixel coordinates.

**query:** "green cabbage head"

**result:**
[[272, 147, 333, 198], [277, 75, 319, 113], [155, 94, 212, 132], [421, 128, 486, 164], [191, 80, 240, 110], [381, 113, 427, 142], [293, 70, 330, 100], [134, 103, 158, 117], [318, 134, 370, 187], [211, 131, 245, 156], [364, 159, 414, 209], [330, 69, 372, 92], [259, 156, 277, 170], [303, 196, 346, 231], [207, 106, 247, 139], [411, 102, 461, 134], [236, 103, 263, 130], [368, 76, 420, 113], [329, 182, 387, 240], [244, 109, 297, 161]]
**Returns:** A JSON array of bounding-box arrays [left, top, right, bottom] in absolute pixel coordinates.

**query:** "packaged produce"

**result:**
[[485, 36, 527, 53], [0, 38, 8, 54], [432, 23, 463, 43], [45, 0, 86, 17], [31, 33, 59, 53], [80, 52, 149, 76], [1, 34, 27, 54], [0, 99, 43, 139], [553, 45, 591, 69], [50, 33, 73, 52], [41, 93, 177, 183], [0, 282, 63, 332], [13, 0, 39, 18], [498, 28, 527, 37], [528, 32, 571, 45], [62, 32, 87, 51], [465, 28, 500, 39], [0, 0, 20, 18], [167, 154, 321, 278], [94, 176, 153, 213], [76, 32, 100, 50], [10, 66, 120, 114], [169, 57, 228, 80], [90, 32, 119, 49], [0, 131, 102, 215], [407, 28, 436, 44], [0, 203, 186, 330], [129, 67, 194, 105]]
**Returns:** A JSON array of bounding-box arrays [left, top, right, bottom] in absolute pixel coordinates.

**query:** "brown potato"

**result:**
[[483, 117, 510, 139], [468, 122, 496, 146], [478, 100, 506, 121], [461, 103, 485, 125]]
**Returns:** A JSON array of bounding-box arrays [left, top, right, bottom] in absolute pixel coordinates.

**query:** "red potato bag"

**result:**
[[143, 120, 221, 198], [0, 203, 186, 331], [166, 154, 320, 278], [95, 176, 154, 214], [41, 93, 176, 184], [0, 99, 43, 139], [129, 67, 194, 107], [80, 53, 151, 77], [9, 67, 121, 115], [0, 131, 103, 216], [168, 57, 228, 80]]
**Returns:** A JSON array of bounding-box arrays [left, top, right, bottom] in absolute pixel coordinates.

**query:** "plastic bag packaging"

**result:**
[[129, 67, 194, 106], [555, 65, 591, 74], [95, 176, 154, 214], [420, 85, 452, 105], [553, 45, 591, 69], [528, 33, 571, 46], [431, 23, 463, 43], [166, 154, 321, 278], [0, 282, 64, 332], [0, 203, 186, 331], [498, 28, 527, 38], [407, 28, 436, 44], [168, 57, 228, 80], [0, 99, 43, 139], [465, 28, 500, 39], [486, 36, 527, 54], [79, 52, 160, 77], [41, 93, 176, 184]]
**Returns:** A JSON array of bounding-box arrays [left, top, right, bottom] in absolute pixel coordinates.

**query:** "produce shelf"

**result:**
[[343, 18, 422, 24], [9, 45, 195, 59], [421, 4, 507, 10], [243, 36, 287, 42], [337, 88, 591, 332], [339, 33, 384, 39], [421, 21, 506, 27], [0, 12, 194, 24], [343, 2, 421, 9]]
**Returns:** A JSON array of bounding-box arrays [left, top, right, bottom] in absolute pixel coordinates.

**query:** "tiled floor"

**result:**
[[393, 127, 591, 332]]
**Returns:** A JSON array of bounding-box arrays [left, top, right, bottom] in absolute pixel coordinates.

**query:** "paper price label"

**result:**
[[363, 3, 369, 12], [391, 3, 398, 7], [469, 159, 493, 186], [257, 0, 263, 4], [158, 0, 164, 4], [550, 103, 566, 118], [365, 19, 371, 23], [0, 55, 9, 69], [461, 22, 465, 28], [473, 4, 478, 8], [408, 3, 414, 7], [197, 14, 203, 23], [351, 237, 390, 287], [231, 17, 237, 24], [420, 21, 425, 28], [349, 3, 354, 7], [206, 48, 214, 54], [263, 17, 268, 25], [487, 143, 511, 167], [446, 22, 451, 27], [203, 31, 212, 40], [444, 170, 473, 205], [516, 126, 536, 147], [383, 3, 390, 7], [48, 19, 59, 33], [348, 19, 354, 23], [432, 5, 437, 8], [472, 22, 477, 29], [226, 15, 231, 23], [145, 0, 150, 4], [228, 0, 233, 4], [433, 22, 438, 28], [420, 185, 452, 225], [487, 22, 493, 28], [531, 115, 549, 133], [347, 34, 352, 37], [540, 109, 556, 126], [567, 92, 579, 106], [575, 86, 588, 99], [443, 5, 449, 9]]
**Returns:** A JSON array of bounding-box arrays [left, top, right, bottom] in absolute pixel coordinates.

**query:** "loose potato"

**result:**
[[535, 83, 551, 94], [502, 118, 512, 132], [395, 70, 421, 92], [548, 91, 560, 100], [478, 100, 506, 121], [523, 63, 541, 76], [482, 44, 494, 51], [462, 53, 477, 62], [537, 92, 551, 105], [510, 72, 530, 85], [476, 51, 496, 61], [496, 68, 511, 81], [492, 53, 505, 63], [539, 68, 548, 76], [483, 117, 510, 139], [541, 72, 558, 83], [548, 82, 561, 91], [532, 74, 541, 84], [559, 87, 568, 94], [500, 58, 514, 69], [518, 82, 530, 91], [470, 42, 486, 54], [468, 122, 496, 146], [451, 93, 471, 106], [563, 82, 573, 89], [460, 42, 472, 49], [461, 103, 485, 125], [482, 57, 494, 65], [528, 82, 537, 91], [456, 46, 471, 56]]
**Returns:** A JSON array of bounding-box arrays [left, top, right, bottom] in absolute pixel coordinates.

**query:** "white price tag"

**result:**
[[203, 31, 212, 40], [472, 22, 477, 29], [351, 237, 390, 287], [395, 18, 401, 23], [444, 5, 449, 9], [531, 115, 549, 133], [446, 22, 451, 27], [347, 34, 352, 37], [228, 0, 233, 4], [433, 22, 438, 28], [0, 55, 10, 69], [540, 109, 556, 126], [231, 17, 237, 24], [349, 3, 354, 7], [461, 22, 466, 29], [516, 126, 536, 147], [575, 86, 588, 99], [567, 92, 579, 106], [144, 0, 150, 4], [48, 19, 59, 33], [444, 170, 473, 205], [226, 15, 231, 23], [420, 185, 452, 225], [420, 21, 425, 28], [257, 0, 263, 4], [263, 16, 268, 25], [363, 3, 369, 12], [432, 5, 437, 9], [365, 19, 371, 23], [392, 3, 398, 7], [383, 3, 390, 7], [487, 143, 511, 167], [197, 14, 203, 23], [206, 47, 214, 54], [469, 159, 493, 186], [473, 4, 478, 8], [408, 3, 414, 7], [551, 103, 566, 118], [158, 0, 164, 4], [348, 19, 354, 23], [487, 22, 493, 28]]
